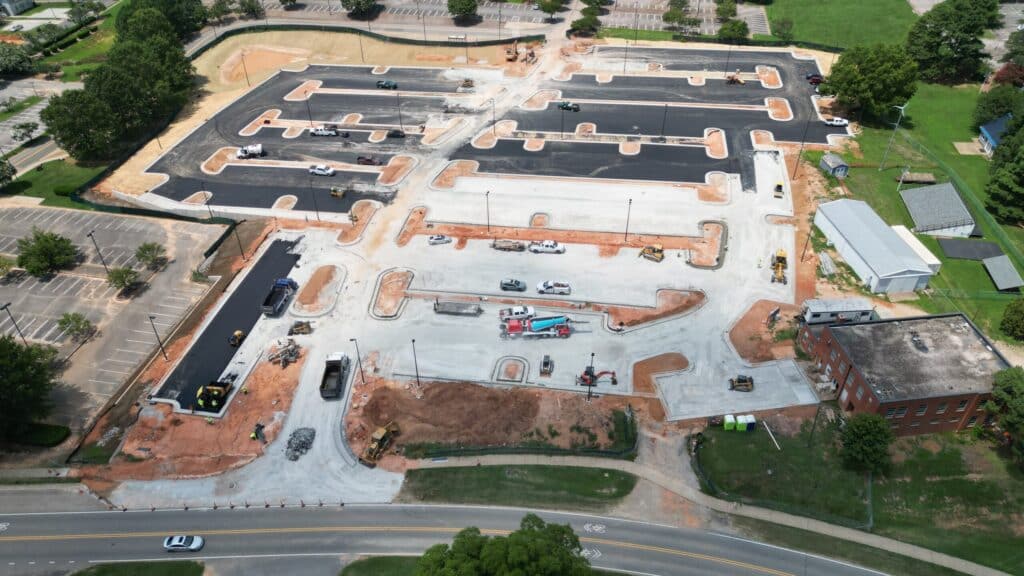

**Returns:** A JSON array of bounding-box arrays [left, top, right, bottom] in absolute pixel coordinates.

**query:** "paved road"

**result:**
[[0, 504, 883, 576], [154, 239, 299, 411]]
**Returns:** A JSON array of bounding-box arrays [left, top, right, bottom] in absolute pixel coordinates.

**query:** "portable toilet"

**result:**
[[734, 415, 748, 432], [724, 414, 735, 431], [744, 414, 756, 431]]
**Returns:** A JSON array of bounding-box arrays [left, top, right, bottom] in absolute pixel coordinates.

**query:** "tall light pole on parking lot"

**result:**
[[624, 198, 633, 242], [660, 103, 669, 139], [792, 112, 814, 178], [560, 107, 565, 139], [411, 338, 421, 387], [489, 98, 496, 134], [485, 190, 491, 232], [149, 315, 169, 360], [308, 178, 321, 222], [395, 91, 405, 132], [233, 220, 248, 262], [1, 303, 27, 346], [350, 337, 367, 385], [85, 230, 110, 275], [622, 2, 640, 74], [879, 104, 908, 172], [304, 90, 314, 128], [201, 181, 214, 219]]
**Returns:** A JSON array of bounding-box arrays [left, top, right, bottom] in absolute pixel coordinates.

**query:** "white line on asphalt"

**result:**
[[709, 533, 888, 574], [125, 339, 153, 344], [116, 348, 148, 354], [97, 368, 132, 375], [130, 330, 156, 334], [165, 295, 192, 302], [106, 358, 136, 365], [157, 304, 187, 310], [88, 379, 119, 386], [146, 312, 177, 318]]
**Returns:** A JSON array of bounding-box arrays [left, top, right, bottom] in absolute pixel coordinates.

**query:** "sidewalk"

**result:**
[[418, 454, 1008, 576]]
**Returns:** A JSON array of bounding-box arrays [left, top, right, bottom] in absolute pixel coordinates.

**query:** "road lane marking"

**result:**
[[0, 527, 795, 575]]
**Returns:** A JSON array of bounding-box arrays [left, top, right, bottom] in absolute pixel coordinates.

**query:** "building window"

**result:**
[[830, 350, 837, 362], [936, 402, 947, 415], [949, 417, 959, 423], [915, 404, 927, 416], [811, 312, 820, 319], [910, 421, 921, 428], [896, 406, 908, 418], [845, 371, 856, 386], [967, 416, 978, 428], [839, 361, 846, 374], [930, 419, 939, 425], [856, 386, 864, 400], [957, 400, 969, 412], [885, 408, 896, 419]]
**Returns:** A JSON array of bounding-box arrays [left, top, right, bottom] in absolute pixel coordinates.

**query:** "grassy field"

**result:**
[[598, 27, 676, 42], [0, 95, 43, 123], [2, 159, 105, 209], [828, 83, 1024, 340], [764, 0, 916, 48], [44, 0, 126, 82], [401, 466, 637, 511], [340, 557, 420, 576], [73, 561, 203, 576], [6, 421, 71, 447], [697, 425, 1024, 574]]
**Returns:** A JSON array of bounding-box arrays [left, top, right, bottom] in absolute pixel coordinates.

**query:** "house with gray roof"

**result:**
[[814, 199, 934, 294], [900, 182, 975, 238]]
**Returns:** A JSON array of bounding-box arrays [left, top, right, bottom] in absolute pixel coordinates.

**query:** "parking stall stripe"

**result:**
[[106, 358, 137, 365], [97, 367, 132, 375], [130, 329, 156, 335], [100, 286, 118, 299], [116, 348, 148, 355], [157, 304, 187, 311], [146, 312, 177, 318], [126, 339, 153, 344], [88, 379, 119, 386], [29, 321, 54, 340]]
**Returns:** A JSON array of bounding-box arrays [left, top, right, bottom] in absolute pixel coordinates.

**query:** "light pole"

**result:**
[[485, 190, 491, 232], [149, 315, 168, 360], [304, 91, 314, 128], [395, 91, 405, 132], [660, 103, 669, 139], [586, 352, 595, 401], [233, 220, 248, 261], [1, 302, 27, 346], [350, 338, 366, 385], [202, 182, 214, 219], [560, 107, 565, 139], [240, 51, 252, 87], [411, 338, 421, 386], [86, 230, 110, 275], [309, 178, 321, 222], [357, 33, 365, 63], [624, 198, 633, 242], [792, 112, 814, 178], [490, 98, 496, 134], [879, 104, 908, 172]]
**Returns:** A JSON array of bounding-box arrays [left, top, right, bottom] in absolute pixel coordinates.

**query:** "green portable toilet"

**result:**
[[724, 414, 735, 431], [735, 415, 749, 432]]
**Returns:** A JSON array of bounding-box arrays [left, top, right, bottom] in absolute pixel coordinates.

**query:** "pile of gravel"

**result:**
[[285, 428, 316, 461]]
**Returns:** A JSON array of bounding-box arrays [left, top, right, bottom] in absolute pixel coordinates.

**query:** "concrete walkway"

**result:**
[[418, 454, 1008, 576]]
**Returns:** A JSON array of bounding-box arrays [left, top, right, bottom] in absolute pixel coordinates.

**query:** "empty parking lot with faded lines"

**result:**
[[146, 66, 463, 213]]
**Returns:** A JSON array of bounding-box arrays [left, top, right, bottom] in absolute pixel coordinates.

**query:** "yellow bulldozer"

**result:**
[[771, 249, 788, 285], [639, 244, 665, 263], [359, 421, 400, 468]]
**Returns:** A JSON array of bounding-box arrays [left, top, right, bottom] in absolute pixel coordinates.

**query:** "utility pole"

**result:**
[[660, 103, 669, 139], [624, 198, 633, 242], [86, 230, 110, 275], [308, 178, 321, 222], [149, 315, 169, 360], [240, 51, 251, 87], [233, 220, 248, 261], [879, 104, 907, 172], [586, 352, 595, 402], [1, 303, 27, 346], [202, 182, 215, 219], [350, 338, 366, 385], [792, 112, 813, 178], [357, 33, 365, 63], [396, 91, 405, 131], [485, 190, 491, 232], [411, 338, 421, 386]]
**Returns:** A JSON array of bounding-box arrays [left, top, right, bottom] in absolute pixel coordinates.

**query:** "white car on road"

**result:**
[[537, 281, 572, 295], [309, 164, 335, 176], [163, 535, 204, 552], [428, 234, 452, 245], [529, 240, 565, 254], [824, 117, 849, 127]]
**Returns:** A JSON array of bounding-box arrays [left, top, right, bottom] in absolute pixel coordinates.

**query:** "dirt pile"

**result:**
[[296, 265, 336, 312], [373, 270, 412, 317], [729, 299, 800, 363], [285, 428, 316, 461]]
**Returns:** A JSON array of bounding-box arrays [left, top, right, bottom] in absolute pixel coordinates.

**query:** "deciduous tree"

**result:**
[[118, 7, 177, 42], [10, 121, 38, 143], [0, 43, 33, 75], [0, 159, 15, 190], [116, 0, 206, 39], [570, 13, 600, 34], [715, 0, 736, 20], [716, 18, 748, 41], [58, 312, 94, 342], [107, 267, 140, 292], [839, 413, 895, 474], [42, 90, 119, 161], [539, 0, 561, 21], [1001, 299, 1024, 340], [973, 84, 1024, 130], [341, 0, 375, 14], [0, 336, 58, 439], [135, 242, 167, 270], [906, 0, 988, 83], [207, 0, 234, 22], [16, 228, 78, 278], [0, 257, 13, 277], [236, 0, 265, 18], [986, 145, 1024, 224], [984, 367, 1024, 465], [448, 0, 478, 19], [820, 44, 918, 121]]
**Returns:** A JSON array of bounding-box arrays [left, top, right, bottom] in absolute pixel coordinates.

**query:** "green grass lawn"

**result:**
[[0, 95, 43, 123], [2, 159, 105, 210], [6, 421, 71, 447], [764, 0, 916, 48], [340, 557, 420, 576], [44, 0, 126, 82], [598, 27, 676, 42], [401, 466, 637, 511], [697, 425, 1024, 574], [73, 561, 203, 576]]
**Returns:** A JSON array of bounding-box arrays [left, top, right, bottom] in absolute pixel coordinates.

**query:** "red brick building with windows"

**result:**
[[799, 313, 1007, 436]]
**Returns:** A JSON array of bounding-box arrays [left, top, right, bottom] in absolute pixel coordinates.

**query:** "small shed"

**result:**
[[980, 113, 1012, 157], [899, 182, 975, 238], [983, 255, 1024, 291], [819, 153, 849, 179]]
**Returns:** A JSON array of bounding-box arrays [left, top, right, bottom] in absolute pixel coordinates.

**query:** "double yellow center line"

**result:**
[[0, 525, 794, 576]]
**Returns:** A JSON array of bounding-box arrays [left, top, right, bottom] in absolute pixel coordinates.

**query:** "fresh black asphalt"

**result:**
[[155, 239, 299, 411]]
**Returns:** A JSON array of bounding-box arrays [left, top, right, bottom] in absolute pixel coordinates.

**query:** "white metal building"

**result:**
[[891, 225, 941, 274], [815, 199, 934, 294]]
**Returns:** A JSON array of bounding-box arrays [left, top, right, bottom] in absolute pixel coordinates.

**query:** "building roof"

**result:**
[[980, 113, 1013, 147], [983, 254, 1024, 290], [891, 225, 941, 268], [816, 199, 933, 279], [803, 298, 873, 314], [899, 183, 974, 233], [829, 314, 1008, 402], [820, 153, 847, 168]]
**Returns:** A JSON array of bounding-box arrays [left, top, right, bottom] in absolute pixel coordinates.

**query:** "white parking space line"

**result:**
[[41, 325, 61, 342], [147, 312, 177, 318], [126, 338, 154, 344], [116, 348, 148, 354], [157, 303, 187, 311], [131, 329, 157, 334], [62, 279, 83, 296], [97, 367, 132, 375], [106, 358, 137, 365], [149, 320, 175, 327], [88, 378, 119, 386]]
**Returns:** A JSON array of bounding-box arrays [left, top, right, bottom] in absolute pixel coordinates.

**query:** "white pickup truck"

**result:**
[[499, 305, 536, 321], [529, 240, 566, 254], [537, 281, 571, 295]]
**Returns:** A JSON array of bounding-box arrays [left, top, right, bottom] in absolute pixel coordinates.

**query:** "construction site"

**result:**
[[77, 29, 854, 508]]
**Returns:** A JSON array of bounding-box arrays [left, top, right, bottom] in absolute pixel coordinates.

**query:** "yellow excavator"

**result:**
[[359, 421, 400, 468], [771, 249, 788, 285]]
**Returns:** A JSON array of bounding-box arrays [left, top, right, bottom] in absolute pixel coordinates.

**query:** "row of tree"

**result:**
[[981, 24, 1024, 225], [43, 0, 200, 161]]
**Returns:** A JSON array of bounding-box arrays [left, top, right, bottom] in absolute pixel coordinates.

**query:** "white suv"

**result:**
[[309, 164, 335, 176], [537, 281, 571, 295], [529, 240, 565, 254]]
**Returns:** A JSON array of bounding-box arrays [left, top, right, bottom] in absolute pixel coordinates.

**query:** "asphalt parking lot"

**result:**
[[147, 66, 460, 213], [155, 239, 299, 411]]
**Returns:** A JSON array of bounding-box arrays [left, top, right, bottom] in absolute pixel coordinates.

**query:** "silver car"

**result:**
[[163, 535, 204, 552]]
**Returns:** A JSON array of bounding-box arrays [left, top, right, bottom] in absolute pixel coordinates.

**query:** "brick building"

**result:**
[[799, 313, 1007, 436]]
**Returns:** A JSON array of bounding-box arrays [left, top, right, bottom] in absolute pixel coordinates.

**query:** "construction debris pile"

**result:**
[[285, 427, 315, 461], [269, 338, 301, 368]]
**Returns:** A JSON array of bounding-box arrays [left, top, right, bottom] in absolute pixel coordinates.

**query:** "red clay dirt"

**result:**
[[373, 270, 413, 317], [183, 191, 212, 205], [422, 117, 464, 145], [522, 89, 559, 110], [524, 138, 546, 151], [337, 200, 378, 244], [85, 353, 306, 483], [432, 160, 479, 189], [472, 120, 516, 148], [633, 353, 689, 394], [757, 65, 783, 89], [766, 98, 793, 121], [729, 299, 800, 363], [694, 173, 729, 203], [298, 265, 335, 307], [201, 147, 237, 174], [272, 195, 297, 210], [530, 213, 549, 227], [619, 141, 641, 155], [378, 156, 415, 185], [705, 129, 727, 159]]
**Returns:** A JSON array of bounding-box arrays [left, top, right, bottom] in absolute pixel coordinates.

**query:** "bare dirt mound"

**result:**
[[374, 270, 412, 317], [337, 200, 378, 244], [297, 265, 336, 308], [596, 289, 704, 328], [633, 353, 689, 394], [729, 299, 799, 363]]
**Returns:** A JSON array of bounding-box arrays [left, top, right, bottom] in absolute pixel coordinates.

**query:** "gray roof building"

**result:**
[[828, 314, 1008, 402], [899, 182, 975, 237], [982, 254, 1024, 291], [814, 199, 933, 293]]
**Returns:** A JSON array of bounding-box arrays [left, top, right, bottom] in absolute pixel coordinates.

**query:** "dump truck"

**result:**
[[261, 278, 298, 316], [236, 144, 264, 159], [501, 315, 575, 339], [359, 421, 400, 467], [492, 239, 526, 252], [771, 249, 788, 285], [640, 245, 665, 262], [320, 352, 350, 399], [729, 375, 754, 392], [196, 379, 233, 411], [433, 300, 484, 316]]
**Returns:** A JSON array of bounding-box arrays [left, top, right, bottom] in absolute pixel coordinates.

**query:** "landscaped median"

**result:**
[[71, 561, 202, 576]]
